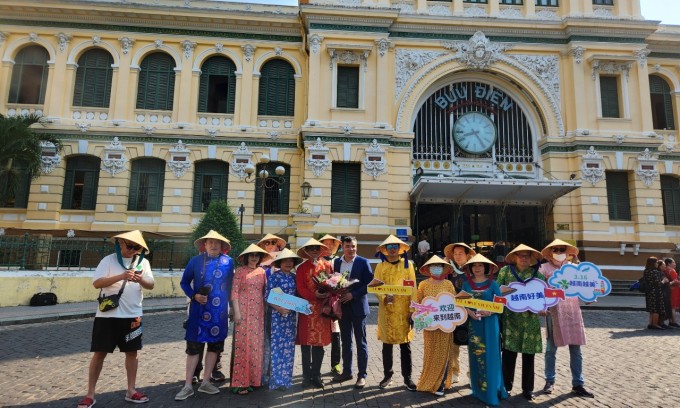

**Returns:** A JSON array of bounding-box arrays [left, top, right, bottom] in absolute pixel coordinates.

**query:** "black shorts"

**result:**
[[186, 340, 224, 355], [91, 317, 143, 353]]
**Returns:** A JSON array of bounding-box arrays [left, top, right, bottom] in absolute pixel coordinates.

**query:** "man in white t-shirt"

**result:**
[[417, 234, 430, 267], [77, 230, 154, 408]]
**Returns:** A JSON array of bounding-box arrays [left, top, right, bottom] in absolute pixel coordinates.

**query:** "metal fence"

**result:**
[[0, 234, 193, 271]]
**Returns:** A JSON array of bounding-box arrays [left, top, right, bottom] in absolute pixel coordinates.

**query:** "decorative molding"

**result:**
[[568, 46, 586, 64], [92, 35, 102, 45], [613, 134, 625, 144], [29, 32, 38, 42], [101, 137, 128, 176], [308, 34, 324, 55], [119, 37, 135, 54], [363, 139, 387, 179], [463, 6, 487, 17], [181, 40, 196, 60], [580, 146, 604, 185], [633, 48, 651, 68], [0, 32, 7, 45], [230, 142, 253, 180], [328, 48, 370, 72], [341, 124, 353, 135], [428, 4, 451, 17], [394, 49, 446, 100], [274, 46, 283, 57], [75, 122, 90, 133], [635, 148, 658, 187], [154, 39, 164, 48], [267, 131, 281, 140], [592, 8, 616, 19], [206, 128, 218, 138], [442, 31, 511, 70], [215, 43, 224, 53], [241, 44, 256, 62], [511, 54, 560, 105], [375, 38, 390, 57], [167, 140, 192, 178], [591, 60, 631, 82], [306, 137, 330, 177], [66, 229, 76, 238], [141, 125, 156, 135], [498, 7, 523, 19], [662, 134, 676, 152], [40, 141, 61, 174], [535, 9, 559, 20], [55, 32, 71, 53]]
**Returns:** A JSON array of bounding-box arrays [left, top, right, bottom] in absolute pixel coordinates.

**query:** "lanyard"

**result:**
[[508, 264, 537, 284]]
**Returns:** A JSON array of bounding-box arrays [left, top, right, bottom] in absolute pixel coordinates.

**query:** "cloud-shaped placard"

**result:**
[[410, 292, 467, 333], [547, 262, 611, 302], [505, 279, 561, 313]]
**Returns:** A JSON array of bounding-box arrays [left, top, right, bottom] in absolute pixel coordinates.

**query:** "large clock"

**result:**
[[453, 112, 496, 155]]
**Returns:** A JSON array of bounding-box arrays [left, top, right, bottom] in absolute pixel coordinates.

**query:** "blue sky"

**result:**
[[217, 0, 680, 25]]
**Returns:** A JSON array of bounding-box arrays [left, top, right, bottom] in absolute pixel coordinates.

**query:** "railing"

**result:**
[[0, 235, 193, 271]]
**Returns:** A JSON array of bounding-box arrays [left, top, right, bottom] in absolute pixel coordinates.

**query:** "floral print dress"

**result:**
[[265, 269, 297, 390]]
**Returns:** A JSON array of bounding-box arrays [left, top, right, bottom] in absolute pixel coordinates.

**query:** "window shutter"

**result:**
[[258, 59, 295, 116], [331, 163, 361, 213], [137, 53, 175, 110], [81, 170, 99, 210], [146, 172, 164, 211], [61, 168, 75, 209], [128, 170, 140, 210], [337, 66, 359, 109], [600, 76, 620, 118], [606, 172, 631, 221], [192, 170, 203, 212], [13, 171, 30, 208], [8, 46, 49, 104], [661, 175, 680, 225]]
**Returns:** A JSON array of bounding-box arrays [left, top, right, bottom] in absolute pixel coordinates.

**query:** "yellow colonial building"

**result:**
[[1, 0, 680, 285]]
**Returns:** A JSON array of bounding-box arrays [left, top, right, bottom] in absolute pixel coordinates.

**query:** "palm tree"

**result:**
[[0, 113, 61, 206]]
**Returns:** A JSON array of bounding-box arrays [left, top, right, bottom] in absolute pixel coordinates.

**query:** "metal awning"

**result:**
[[410, 176, 581, 206]]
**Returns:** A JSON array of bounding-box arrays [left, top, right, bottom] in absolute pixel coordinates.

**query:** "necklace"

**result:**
[[465, 274, 490, 291]]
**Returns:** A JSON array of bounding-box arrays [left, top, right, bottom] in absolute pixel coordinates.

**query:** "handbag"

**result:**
[[98, 280, 127, 312], [453, 321, 469, 346], [30, 292, 58, 306]]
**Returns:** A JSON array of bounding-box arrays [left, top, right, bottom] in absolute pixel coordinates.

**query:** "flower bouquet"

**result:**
[[313, 271, 359, 320]]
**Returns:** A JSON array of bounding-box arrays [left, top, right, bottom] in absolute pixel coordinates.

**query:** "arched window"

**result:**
[[73, 49, 114, 107], [128, 158, 166, 211], [62, 155, 101, 210], [192, 160, 229, 212], [661, 175, 680, 225], [0, 161, 30, 208], [254, 162, 290, 215], [258, 59, 295, 116], [198, 56, 237, 114], [649, 75, 675, 130], [8, 46, 50, 104], [136, 52, 176, 111]]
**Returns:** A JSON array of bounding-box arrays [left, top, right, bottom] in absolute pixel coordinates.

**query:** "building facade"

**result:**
[[1, 0, 679, 278]]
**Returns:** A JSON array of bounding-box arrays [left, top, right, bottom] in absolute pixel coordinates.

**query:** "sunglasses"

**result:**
[[307, 245, 321, 251], [551, 247, 567, 253], [262, 240, 278, 246], [385, 244, 400, 250], [516, 254, 532, 259], [124, 241, 141, 251]]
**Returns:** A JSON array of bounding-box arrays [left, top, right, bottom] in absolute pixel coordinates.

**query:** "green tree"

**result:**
[[0, 113, 61, 206], [191, 200, 248, 260]]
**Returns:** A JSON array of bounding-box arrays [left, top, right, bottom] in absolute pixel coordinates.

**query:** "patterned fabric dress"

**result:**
[[374, 259, 417, 344], [495, 265, 545, 354], [462, 279, 508, 406], [265, 269, 297, 390], [296, 259, 333, 346], [231, 265, 266, 388], [539, 261, 586, 347], [416, 278, 457, 393], [668, 268, 680, 309], [644, 267, 665, 315]]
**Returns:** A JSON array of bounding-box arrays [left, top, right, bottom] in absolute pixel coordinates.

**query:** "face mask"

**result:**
[[553, 253, 567, 262], [430, 266, 444, 277]]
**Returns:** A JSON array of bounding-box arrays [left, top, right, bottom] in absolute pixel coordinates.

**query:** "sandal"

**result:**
[[124, 392, 149, 404], [232, 387, 249, 395], [77, 397, 96, 408]]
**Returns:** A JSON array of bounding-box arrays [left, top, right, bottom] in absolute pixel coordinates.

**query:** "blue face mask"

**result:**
[[430, 266, 444, 277]]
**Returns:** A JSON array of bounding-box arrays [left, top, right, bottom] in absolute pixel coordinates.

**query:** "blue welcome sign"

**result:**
[[267, 288, 312, 315], [547, 262, 611, 302]]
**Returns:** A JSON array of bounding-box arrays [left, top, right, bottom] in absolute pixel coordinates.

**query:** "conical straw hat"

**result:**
[[237, 243, 272, 265], [376, 234, 410, 256], [319, 234, 341, 255], [541, 239, 579, 260], [420, 255, 453, 277], [505, 243, 542, 266], [443, 242, 477, 262], [112, 230, 149, 253], [193, 230, 231, 252], [257, 233, 287, 251], [272, 248, 305, 268], [296, 238, 331, 259], [462, 254, 499, 276]]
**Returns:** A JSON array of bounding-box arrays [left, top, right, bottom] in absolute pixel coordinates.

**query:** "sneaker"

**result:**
[[198, 382, 220, 395], [331, 364, 342, 376], [572, 385, 595, 398], [405, 379, 417, 392], [543, 381, 554, 394], [379, 375, 393, 389], [451, 375, 460, 383], [434, 385, 445, 397], [522, 391, 535, 401], [355, 378, 367, 389], [211, 370, 226, 382], [332, 372, 353, 383], [174, 385, 194, 401]]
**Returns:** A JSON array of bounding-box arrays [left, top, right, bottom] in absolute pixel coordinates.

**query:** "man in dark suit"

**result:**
[[332, 236, 373, 389]]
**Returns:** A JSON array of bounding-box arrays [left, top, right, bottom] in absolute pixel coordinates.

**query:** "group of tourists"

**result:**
[[76, 230, 595, 408], [643, 256, 680, 330]]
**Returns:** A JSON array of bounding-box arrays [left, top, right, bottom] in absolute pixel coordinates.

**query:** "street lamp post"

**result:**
[[243, 155, 285, 236]]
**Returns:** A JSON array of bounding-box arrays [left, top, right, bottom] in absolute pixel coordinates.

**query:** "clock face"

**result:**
[[453, 112, 496, 154]]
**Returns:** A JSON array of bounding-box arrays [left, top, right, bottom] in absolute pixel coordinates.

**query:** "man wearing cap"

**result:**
[[495, 244, 546, 401], [77, 230, 154, 408], [539, 240, 594, 399], [320, 234, 343, 376], [374, 235, 417, 391], [332, 236, 374, 389], [175, 231, 234, 401]]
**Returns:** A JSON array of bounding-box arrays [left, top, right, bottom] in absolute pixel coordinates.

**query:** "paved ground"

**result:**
[[0, 299, 677, 408]]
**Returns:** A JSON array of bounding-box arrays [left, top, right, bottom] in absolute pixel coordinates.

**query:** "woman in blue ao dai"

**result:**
[[461, 254, 508, 407]]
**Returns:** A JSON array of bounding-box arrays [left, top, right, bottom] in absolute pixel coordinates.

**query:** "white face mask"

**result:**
[[430, 266, 444, 277], [553, 253, 567, 262]]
